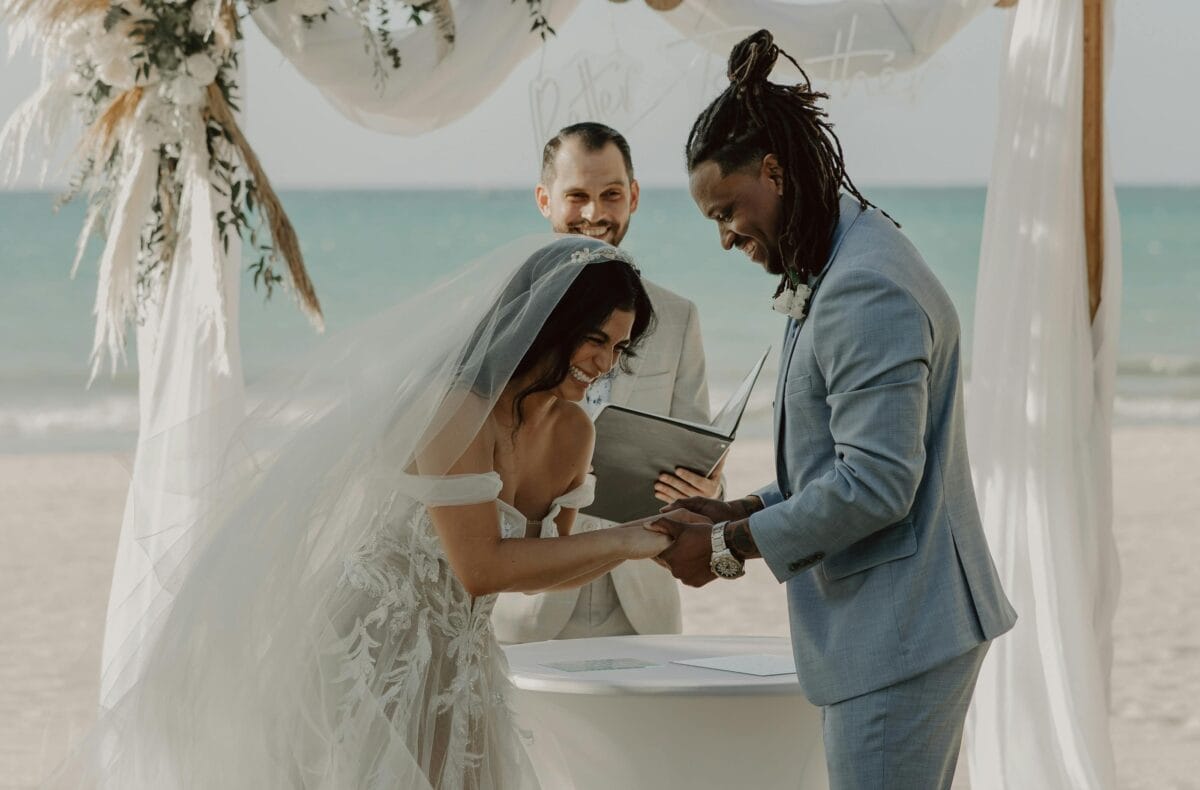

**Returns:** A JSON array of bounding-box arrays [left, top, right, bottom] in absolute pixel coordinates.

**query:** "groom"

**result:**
[[492, 122, 722, 644], [655, 31, 1017, 789]]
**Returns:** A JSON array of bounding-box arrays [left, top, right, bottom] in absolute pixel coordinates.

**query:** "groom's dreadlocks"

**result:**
[[685, 29, 889, 289]]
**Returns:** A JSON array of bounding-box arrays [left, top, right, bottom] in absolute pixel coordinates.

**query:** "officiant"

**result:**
[[492, 122, 722, 643]]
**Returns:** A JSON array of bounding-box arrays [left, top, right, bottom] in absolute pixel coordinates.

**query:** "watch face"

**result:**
[[713, 554, 745, 579]]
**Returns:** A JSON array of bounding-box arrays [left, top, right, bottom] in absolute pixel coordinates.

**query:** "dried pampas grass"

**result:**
[[1, 0, 108, 24], [204, 82, 324, 332], [79, 86, 143, 170]]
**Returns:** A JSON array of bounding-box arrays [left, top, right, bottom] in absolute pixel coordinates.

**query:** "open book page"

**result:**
[[710, 348, 771, 438]]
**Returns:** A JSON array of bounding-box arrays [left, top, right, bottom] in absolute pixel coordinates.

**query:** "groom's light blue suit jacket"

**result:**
[[749, 196, 1017, 707]]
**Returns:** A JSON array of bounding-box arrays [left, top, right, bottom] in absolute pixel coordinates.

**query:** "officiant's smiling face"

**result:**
[[536, 134, 640, 247], [689, 154, 786, 276]]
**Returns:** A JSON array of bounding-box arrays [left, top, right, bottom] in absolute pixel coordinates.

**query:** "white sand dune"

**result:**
[[2, 428, 1197, 788]]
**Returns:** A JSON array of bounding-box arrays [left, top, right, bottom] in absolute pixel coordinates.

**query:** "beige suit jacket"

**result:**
[[492, 279, 711, 643]]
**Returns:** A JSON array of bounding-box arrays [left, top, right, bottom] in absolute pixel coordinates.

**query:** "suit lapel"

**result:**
[[771, 195, 868, 430], [609, 369, 634, 407], [772, 319, 799, 456]]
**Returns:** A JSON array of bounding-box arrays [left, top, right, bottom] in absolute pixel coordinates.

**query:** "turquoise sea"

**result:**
[[1, 186, 1198, 452]]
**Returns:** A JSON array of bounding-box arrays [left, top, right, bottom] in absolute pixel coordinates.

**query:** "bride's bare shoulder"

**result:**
[[551, 400, 596, 474], [553, 399, 595, 437]]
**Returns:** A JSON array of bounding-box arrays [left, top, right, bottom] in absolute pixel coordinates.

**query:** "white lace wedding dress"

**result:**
[[328, 471, 594, 790]]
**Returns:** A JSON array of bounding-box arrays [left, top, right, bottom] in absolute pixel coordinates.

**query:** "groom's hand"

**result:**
[[655, 455, 726, 503], [663, 493, 762, 524], [662, 496, 735, 523], [648, 515, 717, 588]]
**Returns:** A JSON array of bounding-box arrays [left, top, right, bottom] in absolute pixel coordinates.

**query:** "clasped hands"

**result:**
[[641, 496, 753, 588]]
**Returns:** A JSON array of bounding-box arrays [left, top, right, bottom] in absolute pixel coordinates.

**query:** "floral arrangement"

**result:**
[[0, 0, 553, 375]]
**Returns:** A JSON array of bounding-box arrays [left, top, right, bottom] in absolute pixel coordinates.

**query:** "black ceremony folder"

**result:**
[[582, 349, 770, 524]]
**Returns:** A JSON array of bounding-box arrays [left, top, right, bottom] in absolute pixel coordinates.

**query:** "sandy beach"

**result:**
[[2, 428, 1198, 789]]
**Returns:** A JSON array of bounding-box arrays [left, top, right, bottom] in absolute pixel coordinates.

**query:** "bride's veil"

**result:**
[[53, 234, 631, 788]]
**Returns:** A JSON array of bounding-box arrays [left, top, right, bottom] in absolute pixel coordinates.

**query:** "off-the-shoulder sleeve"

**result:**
[[399, 472, 503, 507], [551, 474, 595, 511], [536, 475, 597, 539]]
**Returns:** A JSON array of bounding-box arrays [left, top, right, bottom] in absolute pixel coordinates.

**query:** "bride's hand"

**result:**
[[615, 523, 673, 560]]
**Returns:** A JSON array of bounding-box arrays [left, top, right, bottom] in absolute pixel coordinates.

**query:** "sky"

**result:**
[[1, 0, 1196, 189]]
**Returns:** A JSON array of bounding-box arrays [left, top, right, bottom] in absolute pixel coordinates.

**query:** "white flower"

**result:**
[[84, 22, 130, 64], [190, 0, 218, 34], [771, 282, 814, 321], [66, 68, 92, 93], [294, 0, 328, 16], [159, 74, 206, 107], [185, 52, 219, 86], [96, 55, 138, 90], [79, 23, 132, 86]]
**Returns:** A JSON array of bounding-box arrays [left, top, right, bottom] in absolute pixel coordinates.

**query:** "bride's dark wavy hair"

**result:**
[[510, 259, 654, 425]]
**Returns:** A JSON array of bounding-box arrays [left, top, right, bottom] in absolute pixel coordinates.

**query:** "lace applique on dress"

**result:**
[[331, 488, 534, 789]]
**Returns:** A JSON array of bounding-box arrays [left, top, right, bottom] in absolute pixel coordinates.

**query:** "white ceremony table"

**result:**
[[503, 635, 829, 789]]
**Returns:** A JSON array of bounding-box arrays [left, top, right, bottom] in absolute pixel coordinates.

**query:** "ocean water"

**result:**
[[1, 186, 1198, 452]]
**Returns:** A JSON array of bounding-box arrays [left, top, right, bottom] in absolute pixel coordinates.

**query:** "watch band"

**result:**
[[711, 521, 730, 555], [710, 521, 745, 579]]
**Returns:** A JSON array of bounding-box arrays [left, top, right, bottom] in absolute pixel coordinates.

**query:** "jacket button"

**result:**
[[813, 552, 825, 562]]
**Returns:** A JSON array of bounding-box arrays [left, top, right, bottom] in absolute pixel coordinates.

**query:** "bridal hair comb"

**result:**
[[568, 245, 641, 275]]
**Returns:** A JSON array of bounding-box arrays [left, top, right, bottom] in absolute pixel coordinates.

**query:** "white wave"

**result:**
[[1114, 396, 1200, 423], [1116, 355, 1200, 378], [0, 396, 140, 436]]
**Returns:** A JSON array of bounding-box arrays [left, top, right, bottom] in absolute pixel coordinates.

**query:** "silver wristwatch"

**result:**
[[710, 521, 746, 579]]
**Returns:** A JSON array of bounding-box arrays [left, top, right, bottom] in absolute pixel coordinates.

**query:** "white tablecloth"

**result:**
[[503, 635, 829, 790]]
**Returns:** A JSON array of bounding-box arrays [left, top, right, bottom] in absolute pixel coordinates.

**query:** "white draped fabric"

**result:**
[[965, 1, 1121, 786], [657, 0, 990, 77], [250, 0, 988, 137], [251, 0, 581, 135], [98, 114, 246, 706]]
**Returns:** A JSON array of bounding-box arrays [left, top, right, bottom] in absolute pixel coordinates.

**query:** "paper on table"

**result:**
[[671, 654, 797, 677], [541, 658, 660, 672]]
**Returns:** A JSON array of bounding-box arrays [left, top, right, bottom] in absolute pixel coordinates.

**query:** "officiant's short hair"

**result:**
[[540, 122, 635, 185]]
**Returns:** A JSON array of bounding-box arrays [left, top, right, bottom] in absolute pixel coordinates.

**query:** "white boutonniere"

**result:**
[[771, 282, 814, 321]]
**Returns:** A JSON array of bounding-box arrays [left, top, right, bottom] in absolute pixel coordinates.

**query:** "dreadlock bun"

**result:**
[[728, 29, 779, 90]]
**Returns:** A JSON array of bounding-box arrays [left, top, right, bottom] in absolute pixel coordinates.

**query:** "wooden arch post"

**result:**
[[1083, 0, 1105, 321]]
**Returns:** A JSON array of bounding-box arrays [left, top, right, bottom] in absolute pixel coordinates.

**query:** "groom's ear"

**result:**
[[629, 178, 641, 214], [535, 184, 552, 219], [762, 154, 784, 197]]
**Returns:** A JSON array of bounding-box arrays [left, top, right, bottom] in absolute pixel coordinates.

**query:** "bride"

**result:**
[[63, 236, 677, 789]]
